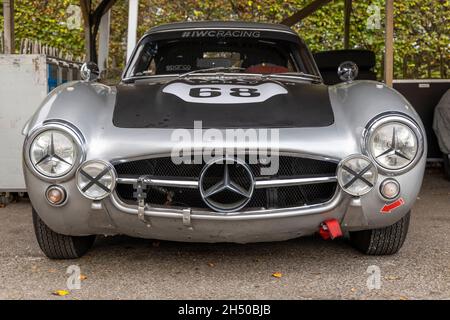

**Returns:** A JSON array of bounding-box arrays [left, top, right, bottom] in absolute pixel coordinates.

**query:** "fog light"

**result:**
[[337, 155, 378, 196], [76, 160, 116, 200], [380, 179, 400, 199], [45, 185, 67, 206]]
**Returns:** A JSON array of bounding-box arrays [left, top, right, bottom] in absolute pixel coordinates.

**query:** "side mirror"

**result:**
[[80, 62, 100, 81], [338, 61, 359, 82]]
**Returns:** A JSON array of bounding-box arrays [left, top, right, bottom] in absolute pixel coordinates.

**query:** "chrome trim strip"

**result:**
[[117, 176, 199, 189], [393, 79, 450, 84], [116, 175, 337, 189], [109, 189, 346, 221], [254, 176, 337, 188]]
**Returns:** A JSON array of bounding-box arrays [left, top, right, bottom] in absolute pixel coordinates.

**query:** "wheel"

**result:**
[[349, 211, 410, 255], [443, 153, 450, 181], [32, 208, 95, 259]]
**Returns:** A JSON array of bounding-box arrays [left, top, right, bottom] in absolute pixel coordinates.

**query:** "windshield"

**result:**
[[124, 34, 320, 79]]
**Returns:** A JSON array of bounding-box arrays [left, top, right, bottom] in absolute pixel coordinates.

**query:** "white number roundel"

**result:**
[[162, 83, 288, 104]]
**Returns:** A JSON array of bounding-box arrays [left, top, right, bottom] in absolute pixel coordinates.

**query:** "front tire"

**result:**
[[349, 211, 410, 255], [32, 208, 95, 259], [443, 153, 450, 181]]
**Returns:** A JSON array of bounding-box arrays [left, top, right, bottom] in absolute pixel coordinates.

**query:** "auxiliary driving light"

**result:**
[[76, 160, 116, 200], [337, 155, 378, 196], [45, 185, 67, 206], [380, 179, 400, 199]]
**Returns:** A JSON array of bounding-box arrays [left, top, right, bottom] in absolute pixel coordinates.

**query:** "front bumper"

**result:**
[[25, 157, 423, 243], [105, 190, 350, 242]]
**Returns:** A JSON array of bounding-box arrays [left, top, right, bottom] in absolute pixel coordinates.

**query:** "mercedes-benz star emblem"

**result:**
[[35, 133, 72, 168], [199, 158, 255, 213], [376, 127, 411, 161]]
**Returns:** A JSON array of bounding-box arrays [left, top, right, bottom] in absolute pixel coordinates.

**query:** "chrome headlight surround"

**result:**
[[24, 122, 85, 182], [363, 113, 424, 175]]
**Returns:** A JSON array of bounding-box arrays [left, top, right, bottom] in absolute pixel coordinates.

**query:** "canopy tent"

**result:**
[[2, 0, 395, 85], [280, 0, 394, 86]]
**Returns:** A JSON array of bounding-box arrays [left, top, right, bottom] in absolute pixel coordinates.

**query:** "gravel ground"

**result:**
[[0, 170, 449, 300]]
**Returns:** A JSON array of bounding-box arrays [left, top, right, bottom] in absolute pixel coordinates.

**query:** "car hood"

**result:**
[[112, 77, 334, 129], [24, 79, 424, 163]]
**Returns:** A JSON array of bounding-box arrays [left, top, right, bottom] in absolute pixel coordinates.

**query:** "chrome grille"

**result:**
[[114, 156, 338, 210]]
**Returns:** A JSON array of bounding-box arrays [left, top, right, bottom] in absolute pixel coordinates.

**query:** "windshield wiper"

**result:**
[[179, 67, 246, 78], [263, 72, 322, 82]]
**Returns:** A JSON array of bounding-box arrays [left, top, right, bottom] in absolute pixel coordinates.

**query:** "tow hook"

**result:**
[[319, 219, 343, 240]]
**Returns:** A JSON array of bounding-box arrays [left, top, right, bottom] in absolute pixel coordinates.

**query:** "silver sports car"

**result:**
[[23, 21, 426, 259]]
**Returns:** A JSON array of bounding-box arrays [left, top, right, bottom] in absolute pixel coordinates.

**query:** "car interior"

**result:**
[[131, 39, 306, 76]]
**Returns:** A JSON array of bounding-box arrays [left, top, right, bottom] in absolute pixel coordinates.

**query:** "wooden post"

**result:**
[[344, 0, 352, 49], [281, 0, 334, 27], [80, 0, 117, 63], [3, 0, 15, 54], [384, 0, 394, 87]]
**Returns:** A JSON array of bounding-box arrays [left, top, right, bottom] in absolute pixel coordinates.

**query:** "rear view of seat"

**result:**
[[313, 49, 377, 85]]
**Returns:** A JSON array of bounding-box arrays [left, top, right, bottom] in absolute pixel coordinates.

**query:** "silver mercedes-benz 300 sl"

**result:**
[[23, 21, 426, 259]]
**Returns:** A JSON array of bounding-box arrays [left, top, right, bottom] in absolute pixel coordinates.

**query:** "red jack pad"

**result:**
[[319, 219, 343, 240]]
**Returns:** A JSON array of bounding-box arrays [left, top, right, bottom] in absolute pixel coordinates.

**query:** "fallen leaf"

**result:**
[[52, 290, 70, 297], [48, 269, 57, 273], [79, 274, 88, 281], [399, 296, 409, 300], [351, 288, 357, 292], [385, 275, 401, 281], [207, 263, 215, 268], [272, 272, 283, 278]]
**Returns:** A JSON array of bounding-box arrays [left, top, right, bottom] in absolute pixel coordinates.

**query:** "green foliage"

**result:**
[[1, 0, 448, 79], [0, 0, 85, 57]]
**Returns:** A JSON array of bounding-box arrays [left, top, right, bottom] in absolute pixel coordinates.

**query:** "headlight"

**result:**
[[337, 155, 378, 196], [76, 160, 116, 200], [26, 124, 84, 180], [365, 115, 423, 173]]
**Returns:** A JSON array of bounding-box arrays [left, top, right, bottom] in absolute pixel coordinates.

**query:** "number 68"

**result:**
[[189, 87, 261, 98]]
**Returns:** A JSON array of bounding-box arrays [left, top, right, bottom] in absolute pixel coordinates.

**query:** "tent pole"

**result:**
[[98, 10, 111, 72], [344, 0, 352, 49], [3, 0, 15, 54], [384, 0, 394, 87], [127, 0, 139, 62]]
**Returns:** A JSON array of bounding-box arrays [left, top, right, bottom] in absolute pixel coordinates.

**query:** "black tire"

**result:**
[[443, 154, 450, 181], [32, 208, 95, 259], [349, 211, 410, 255]]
